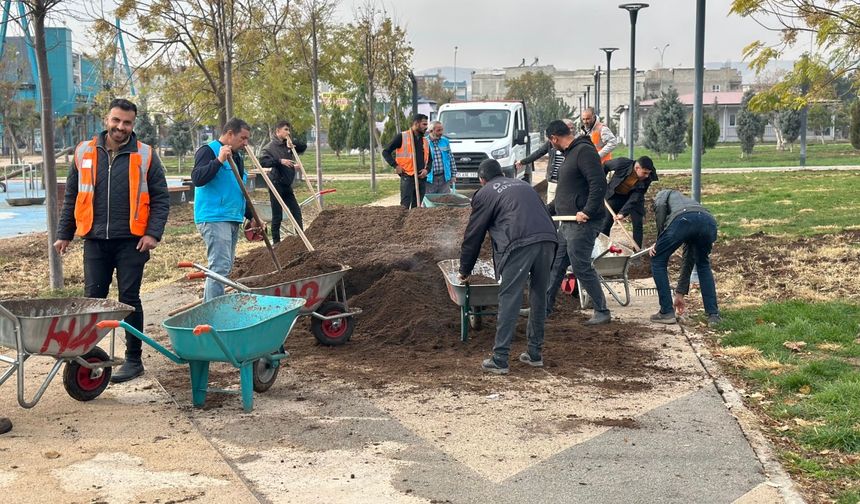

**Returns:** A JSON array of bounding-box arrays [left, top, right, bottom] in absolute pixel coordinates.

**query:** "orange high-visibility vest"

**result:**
[[73, 136, 153, 237], [590, 121, 612, 164], [394, 131, 429, 176]]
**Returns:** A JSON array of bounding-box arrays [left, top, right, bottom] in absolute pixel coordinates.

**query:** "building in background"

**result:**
[[0, 27, 103, 154]]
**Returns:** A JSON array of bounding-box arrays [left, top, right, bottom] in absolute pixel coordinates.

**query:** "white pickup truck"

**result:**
[[437, 101, 538, 188]]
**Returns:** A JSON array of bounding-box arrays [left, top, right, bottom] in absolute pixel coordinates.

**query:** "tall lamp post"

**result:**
[[619, 3, 649, 158], [654, 43, 669, 95], [691, 2, 704, 201], [453, 45, 458, 99], [585, 84, 592, 108], [594, 67, 601, 116], [600, 47, 619, 130], [578, 96, 583, 114]]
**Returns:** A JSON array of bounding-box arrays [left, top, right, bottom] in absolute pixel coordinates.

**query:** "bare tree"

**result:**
[[19, 0, 66, 289], [353, 1, 384, 191], [288, 0, 343, 206], [378, 13, 412, 133]]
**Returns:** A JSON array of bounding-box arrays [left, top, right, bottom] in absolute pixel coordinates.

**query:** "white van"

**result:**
[[437, 101, 535, 188]]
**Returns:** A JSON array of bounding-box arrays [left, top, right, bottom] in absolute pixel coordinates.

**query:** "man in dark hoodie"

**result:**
[[545, 120, 611, 325], [55, 98, 170, 383], [649, 189, 721, 327], [458, 159, 557, 375], [258, 121, 308, 242], [601, 156, 658, 247]]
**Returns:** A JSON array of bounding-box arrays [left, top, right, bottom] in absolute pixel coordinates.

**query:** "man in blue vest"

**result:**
[[426, 121, 457, 194], [192, 118, 253, 302]]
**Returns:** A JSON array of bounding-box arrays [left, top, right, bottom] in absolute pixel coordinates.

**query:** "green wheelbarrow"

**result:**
[[97, 293, 305, 412]]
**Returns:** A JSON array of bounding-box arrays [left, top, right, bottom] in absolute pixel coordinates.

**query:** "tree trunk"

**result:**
[[31, 2, 63, 289], [392, 95, 400, 132], [367, 84, 377, 191], [311, 14, 324, 208]]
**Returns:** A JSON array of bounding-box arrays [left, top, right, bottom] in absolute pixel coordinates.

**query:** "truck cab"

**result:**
[[437, 101, 534, 188]]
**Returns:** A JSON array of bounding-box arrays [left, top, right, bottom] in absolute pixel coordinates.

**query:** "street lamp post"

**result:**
[[578, 96, 583, 114], [654, 43, 669, 95], [619, 3, 649, 158], [594, 67, 601, 116], [691, 1, 705, 201], [585, 84, 592, 108], [453, 45, 458, 99], [600, 48, 619, 131]]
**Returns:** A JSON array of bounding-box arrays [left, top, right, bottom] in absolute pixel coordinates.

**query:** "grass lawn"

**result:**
[[655, 171, 860, 238], [160, 148, 389, 177], [716, 302, 860, 502], [158, 142, 860, 177], [629, 141, 860, 169]]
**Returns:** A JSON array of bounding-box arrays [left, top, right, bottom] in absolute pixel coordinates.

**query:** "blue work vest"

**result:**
[[193, 140, 247, 224], [426, 136, 453, 183]]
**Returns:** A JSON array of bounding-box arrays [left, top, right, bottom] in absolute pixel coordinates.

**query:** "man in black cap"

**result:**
[[601, 156, 658, 248]]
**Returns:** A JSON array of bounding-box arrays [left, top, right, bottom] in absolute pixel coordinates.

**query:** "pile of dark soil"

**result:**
[[427, 194, 470, 206], [228, 205, 683, 393]]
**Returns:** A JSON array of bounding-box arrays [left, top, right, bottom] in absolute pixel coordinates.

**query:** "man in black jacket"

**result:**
[[515, 118, 575, 204], [459, 159, 557, 374], [55, 98, 170, 383], [544, 120, 611, 325], [258, 121, 308, 242], [601, 156, 657, 247]]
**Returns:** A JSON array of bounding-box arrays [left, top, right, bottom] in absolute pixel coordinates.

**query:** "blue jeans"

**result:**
[[546, 220, 609, 316], [651, 212, 719, 316], [197, 221, 241, 302]]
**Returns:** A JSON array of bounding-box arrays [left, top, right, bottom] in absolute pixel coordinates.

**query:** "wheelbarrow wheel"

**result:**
[[311, 301, 354, 346], [252, 349, 281, 393], [62, 347, 111, 402]]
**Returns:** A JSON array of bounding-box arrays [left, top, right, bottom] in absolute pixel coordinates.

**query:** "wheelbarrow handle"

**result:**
[[192, 325, 241, 368], [111, 320, 186, 364], [182, 263, 251, 293]]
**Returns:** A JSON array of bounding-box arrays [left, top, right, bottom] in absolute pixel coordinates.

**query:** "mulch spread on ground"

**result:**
[[229, 205, 681, 394]]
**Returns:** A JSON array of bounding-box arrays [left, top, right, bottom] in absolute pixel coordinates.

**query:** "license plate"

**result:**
[[458, 172, 477, 178]]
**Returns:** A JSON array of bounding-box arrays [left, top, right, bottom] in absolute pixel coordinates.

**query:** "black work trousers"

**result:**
[[84, 239, 149, 361], [399, 174, 427, 209], [269, 183, 303, 243]]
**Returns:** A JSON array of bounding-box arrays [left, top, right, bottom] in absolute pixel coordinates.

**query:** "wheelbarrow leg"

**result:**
[[239, 361, 254, 412], [188, 361, 210, 408]]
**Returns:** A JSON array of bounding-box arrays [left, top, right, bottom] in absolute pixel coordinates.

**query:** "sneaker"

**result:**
[[518, 352, 544, 368], [707, 314, 722, 328], [481, 358, 509, 375], [584, 311, 611, 326], [650, 311, 677, 324]]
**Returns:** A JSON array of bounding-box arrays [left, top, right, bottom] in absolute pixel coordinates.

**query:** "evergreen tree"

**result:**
[[850, 101, 860, 150], [381, 105, 407, 147], [327, 106, 349, 158], [167, 120, 194, 173], [348, 93, 370, 165], [780, 108, 801, 151], [737, 90, 764, 158], [643, 88, 687, 159], [136, 110, 158, 147], [685, 112, 720, 154]]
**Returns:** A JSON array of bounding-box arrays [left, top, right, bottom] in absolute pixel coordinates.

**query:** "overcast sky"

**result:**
[[14, 0, 809, 73], [337, 0, 807, 72]]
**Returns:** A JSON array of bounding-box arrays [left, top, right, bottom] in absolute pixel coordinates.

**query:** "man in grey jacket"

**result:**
[[649, 189, 721, 327], [459, 159, 557, 375]]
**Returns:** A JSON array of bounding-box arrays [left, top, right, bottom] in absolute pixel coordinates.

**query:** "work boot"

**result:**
[[707, 314, 723, 328], [650, 311, 677, 324], [110, 359, 145, 383], [481, 357, 509, 375], [584, 311, 611, 326], [0, 417, 11, 435], [518, 352, 544, 368]]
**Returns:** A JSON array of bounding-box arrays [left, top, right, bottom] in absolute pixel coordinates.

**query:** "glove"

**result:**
[[243, 218, 266, 242]]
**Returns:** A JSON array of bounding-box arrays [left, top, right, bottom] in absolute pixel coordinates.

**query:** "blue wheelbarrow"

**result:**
[[97, 293, 305, 412]]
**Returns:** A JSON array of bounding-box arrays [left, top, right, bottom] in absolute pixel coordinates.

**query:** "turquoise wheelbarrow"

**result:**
[[97, 293, 305, 412]]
